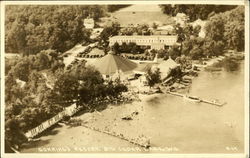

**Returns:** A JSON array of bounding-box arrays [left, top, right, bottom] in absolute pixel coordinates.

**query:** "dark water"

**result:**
[[141, 61, 245, 153]]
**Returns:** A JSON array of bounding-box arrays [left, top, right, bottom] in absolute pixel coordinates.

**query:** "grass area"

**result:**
[[104, 5, 175, 27]]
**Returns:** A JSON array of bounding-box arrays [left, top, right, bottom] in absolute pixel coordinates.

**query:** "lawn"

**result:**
[[104, 4, 175, 27]]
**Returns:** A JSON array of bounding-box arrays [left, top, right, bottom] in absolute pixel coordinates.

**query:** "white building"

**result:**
[[84, 18, 95, 29], [109, 35, 178, 50]]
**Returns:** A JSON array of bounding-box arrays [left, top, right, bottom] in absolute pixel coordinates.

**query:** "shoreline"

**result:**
[[20, 54, 243, 153]]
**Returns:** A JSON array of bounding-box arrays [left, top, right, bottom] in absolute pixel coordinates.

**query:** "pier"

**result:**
[[166, 91, 226, 107], [81, 124, 150, 149]]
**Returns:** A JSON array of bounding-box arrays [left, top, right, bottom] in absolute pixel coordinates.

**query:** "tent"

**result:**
[[91, 51, 137, 76]]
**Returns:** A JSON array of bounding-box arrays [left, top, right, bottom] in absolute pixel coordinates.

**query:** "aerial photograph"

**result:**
[[3, 3, 246, 155]]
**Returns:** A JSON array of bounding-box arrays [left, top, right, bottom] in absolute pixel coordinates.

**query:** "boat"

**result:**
[[183, 95, 201, 102]]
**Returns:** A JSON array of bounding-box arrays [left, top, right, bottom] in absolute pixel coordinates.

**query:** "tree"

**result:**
[[169, 44, 181, 60], [175, 55, 192, 69], [112, 42, 120, 54], [160, 4, 236, 22], [5, 5, 106, 55], [145, 68, 161, 88], [193, 25, 201, 37], [205, 14, 225, 42], [52, 73, 79, 104], [152, 22, 158, 29], [33, 52, 50, 70], [11, 58, 32, 82], [5, 21, 27, 54], [189, 46, 203, 60], [136, 24, 151, 35], [5, 117, 27, 150], [173, 24, 185, 51], [99, 22, 120, 47], [223, 6, 244, 51]]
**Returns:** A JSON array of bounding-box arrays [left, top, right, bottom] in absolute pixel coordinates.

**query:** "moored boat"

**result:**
[[183, 95, 201, 102]]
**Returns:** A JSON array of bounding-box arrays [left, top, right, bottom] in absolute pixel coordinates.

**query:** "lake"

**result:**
[[140, 61, 245, 153], [20, 61, 245, 153]]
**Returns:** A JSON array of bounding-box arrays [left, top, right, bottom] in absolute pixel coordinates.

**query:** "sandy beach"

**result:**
[[21, 94, 160, 153]]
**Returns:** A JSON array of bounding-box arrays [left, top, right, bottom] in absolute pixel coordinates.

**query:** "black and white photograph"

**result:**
[[1, 1, 249, 157]]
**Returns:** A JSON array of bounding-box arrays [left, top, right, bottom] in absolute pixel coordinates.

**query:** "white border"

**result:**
[[0, 1, 249, 158], [0, 0, 246, 5]]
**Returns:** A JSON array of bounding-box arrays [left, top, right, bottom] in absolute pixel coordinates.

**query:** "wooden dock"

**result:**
[[81, 124, 150, 149], [166, 91, 225, 107]]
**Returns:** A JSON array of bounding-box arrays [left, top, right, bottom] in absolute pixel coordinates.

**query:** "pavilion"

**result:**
[[91, 51, 137, 80]]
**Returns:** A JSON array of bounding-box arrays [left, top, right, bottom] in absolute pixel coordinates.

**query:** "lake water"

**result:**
[[140, 61, 245, 153], [20, 61, 245, 153]]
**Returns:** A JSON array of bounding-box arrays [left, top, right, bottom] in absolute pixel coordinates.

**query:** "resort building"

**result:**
[[109, 35, 178, 50], [84, 18, 95, 29]]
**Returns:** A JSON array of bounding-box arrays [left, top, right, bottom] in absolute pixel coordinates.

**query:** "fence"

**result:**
[[25, 103, 79, 138]]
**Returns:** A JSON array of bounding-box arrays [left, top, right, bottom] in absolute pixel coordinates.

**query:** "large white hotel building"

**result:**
[[109, 35, 178, 50]]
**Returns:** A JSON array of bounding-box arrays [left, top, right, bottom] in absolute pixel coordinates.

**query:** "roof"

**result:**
[[158, 57, 178, 70], [154, 57, 179, 79], [133, 63, 153, 74], [110, 35, 177, 40], [84, 18, 94, 23], [91, 52, 137, 75], [109, 35, 178, 46]]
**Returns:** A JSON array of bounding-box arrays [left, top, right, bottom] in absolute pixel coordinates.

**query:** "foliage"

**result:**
[[5, 5, 105, 55], [120, 24, 151, 35], [175, 55, 192, 69], [160, 4, 237, 22], [223, 6, 245, 51], [145, 68, 161, 88], [111, 42, 147, 54], [51, 73, 80, 104], [175, 6, 244, 60], [169, 44, 181, 60], [205, 6, 244, 52], [99, 22, 120, 48]]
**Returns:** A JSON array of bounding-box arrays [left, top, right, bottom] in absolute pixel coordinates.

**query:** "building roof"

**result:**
[[154, 57, 179, 79], [91, 51, 137, 75], [84, 18, 94, 23], [110, 35, 177, 40], [109, 35, 178, 46], [133, 63, 153, 74]]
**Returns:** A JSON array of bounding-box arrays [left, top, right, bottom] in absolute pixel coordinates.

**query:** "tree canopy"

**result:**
[[160, 4, 237, 22], [5, 5, 106, 55]]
